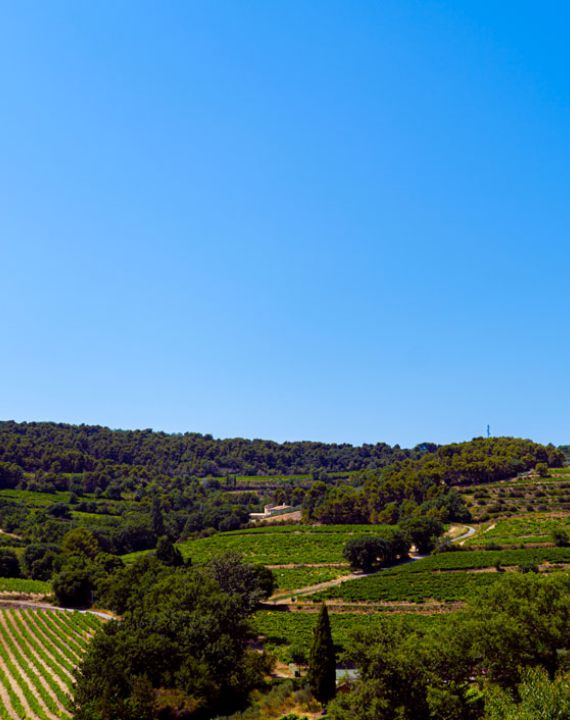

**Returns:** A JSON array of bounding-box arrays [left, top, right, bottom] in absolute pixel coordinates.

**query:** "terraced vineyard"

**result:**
[[0, 608, 101, 720], [463, 513, 570, 547], [462, 469, 570, 520]]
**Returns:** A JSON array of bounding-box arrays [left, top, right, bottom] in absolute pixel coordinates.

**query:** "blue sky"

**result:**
[[1, 1, 568, 447]]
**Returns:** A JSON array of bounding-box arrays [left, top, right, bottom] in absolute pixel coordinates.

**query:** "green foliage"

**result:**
[[0, 461, 23, 489], [462, 573, 570, 687], [308, 604, 336, 705], [0, 419, 422, 480], [154, 525, 401, 566], [206, 551, 275, 614], [343, 530, 410, 571], [552, 528, 569, 547], [52, 556, 94, 608], [401, 515, 445, 554], [464, 514, 570, 547], [272, 566, 350, 592], [254, 610, 441, 663], [327, 574, 570, 720], [73, 565, 267, 720], [61, 527, 101, 559], [22, 542, 62, 580], [306, 437, 560, 526], [0, 549, 21, 578], [484, 667, 570, 719], [0, 577, 51, 593], [155, 535, 184, 566]]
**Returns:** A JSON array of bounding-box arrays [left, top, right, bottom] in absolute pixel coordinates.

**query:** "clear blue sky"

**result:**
[[1, 1, 568, 447]]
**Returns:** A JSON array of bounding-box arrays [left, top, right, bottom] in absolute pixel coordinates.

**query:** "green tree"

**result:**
[[207, 551, 275, 615], [485, 667, 570, 719], [151, 496, 165, 538], [308, 603, 336, 705], [155, 536, 184, 567], [0, 549, 21, 578], [61, 527, 101, 559], [74, 569, 265, 720], [552, 528, 569, 547], [401, 516, 444, 554], [52, 556, 94, 608]]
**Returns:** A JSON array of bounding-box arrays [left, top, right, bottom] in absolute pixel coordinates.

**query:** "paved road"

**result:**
[[452, 525, 476, 544]]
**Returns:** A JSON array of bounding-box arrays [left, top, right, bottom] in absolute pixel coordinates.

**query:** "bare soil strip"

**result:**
[[32, 611, 83, 665], [0, 611, 66, 719], [0, 643, 40, 720], [21, 612, 76, 682], [0, 676, 19, 720], [4, 610, 72, 694]]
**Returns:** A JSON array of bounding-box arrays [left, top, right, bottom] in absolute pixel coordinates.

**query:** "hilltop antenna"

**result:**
[[487, 424, 491, 438]]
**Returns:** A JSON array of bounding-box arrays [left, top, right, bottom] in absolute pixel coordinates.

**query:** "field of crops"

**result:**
[[124, 524, 397, 565], [0, 608, 101, 720], [272, 567, 350, 592], [315, 569, 502, 603], [464, 514, 570, 546], [0, 578, 51, 595], [381, 547, 570, 573], [254, 610, 445, 662], [462, 473, 570, 519]]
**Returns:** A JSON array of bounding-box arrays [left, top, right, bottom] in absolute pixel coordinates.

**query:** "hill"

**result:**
[[0, 420, 428, 479]]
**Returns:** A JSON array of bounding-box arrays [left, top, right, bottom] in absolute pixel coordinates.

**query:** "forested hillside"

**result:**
[[0, 421, 427, 478], [306, 437, 565, 524]]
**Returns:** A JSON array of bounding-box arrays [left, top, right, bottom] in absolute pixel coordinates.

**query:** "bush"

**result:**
[[52, 557, 94, 608], [0, 549, 21, 578], [552, 529, 570, 547]]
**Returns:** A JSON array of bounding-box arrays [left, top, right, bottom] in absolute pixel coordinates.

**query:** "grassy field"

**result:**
[[0, 578, 51, 595], [0, 608, 102, 720], [0, 490, 72, 507], [124, 524, 398, 565]]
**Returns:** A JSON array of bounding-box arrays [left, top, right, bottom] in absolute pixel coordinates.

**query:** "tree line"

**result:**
[[302, 437, 564, 525], [0, 420, 429, 480]]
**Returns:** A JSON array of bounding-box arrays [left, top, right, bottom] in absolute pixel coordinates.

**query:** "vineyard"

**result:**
[[0, 608, 101, 720], [124, 524, 397, 565], [254, 610, 443, 662], [463, 513, 570, 547]]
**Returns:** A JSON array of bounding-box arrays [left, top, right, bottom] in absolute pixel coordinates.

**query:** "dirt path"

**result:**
[[268, 569, 374, 603], [268, 556, 425, 604], [267, 562, 349, 569]]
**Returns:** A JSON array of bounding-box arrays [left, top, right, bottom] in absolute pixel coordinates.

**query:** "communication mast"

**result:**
[[487, 424, 491, 438]]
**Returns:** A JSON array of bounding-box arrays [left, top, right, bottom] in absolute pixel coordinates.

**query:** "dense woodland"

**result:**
[[301, 437, 564, 525], [0, 421, 428, 479]]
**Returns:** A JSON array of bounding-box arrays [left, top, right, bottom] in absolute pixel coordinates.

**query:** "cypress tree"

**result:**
[[151, 496, 165, 538], [155, 536, 184, 567], [308, 603, 336, 704]]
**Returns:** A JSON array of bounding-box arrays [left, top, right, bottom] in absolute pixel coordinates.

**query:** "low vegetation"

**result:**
[[0, 608, 101, 720]]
